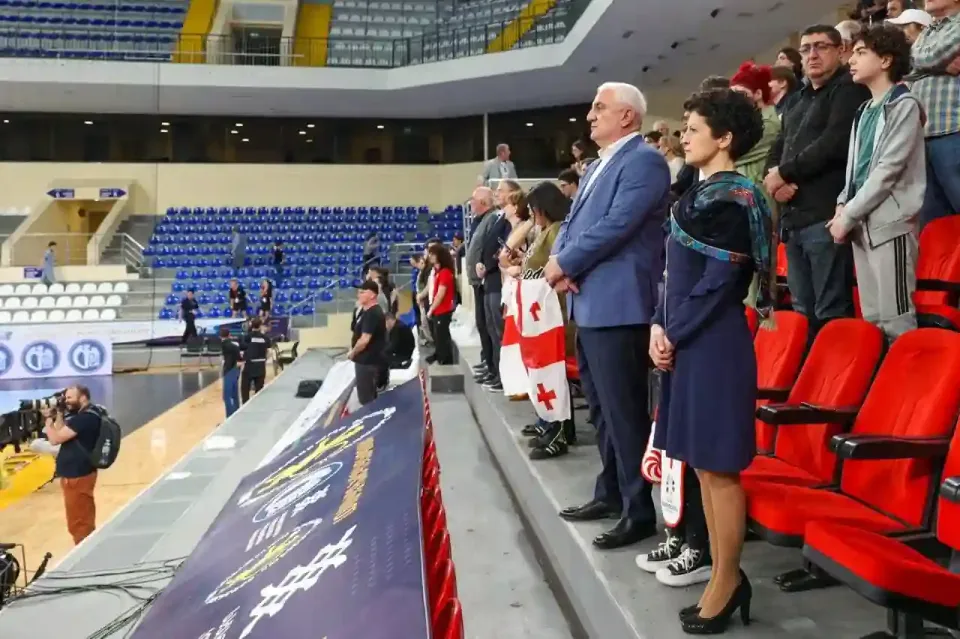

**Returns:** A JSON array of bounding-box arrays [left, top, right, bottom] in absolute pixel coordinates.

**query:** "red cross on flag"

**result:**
[[516, 278, 571, 422], [498, 277, 529, 396]]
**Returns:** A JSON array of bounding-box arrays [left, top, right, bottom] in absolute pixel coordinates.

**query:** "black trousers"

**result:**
[[473, 285, 492, 369], [240, 366, 265, 403], [430, 312, 454, 365], [182, 316, 197, 344], [676, 466, 708, 552], [354, 363, 379, 405], [577, 325, 656, 523]]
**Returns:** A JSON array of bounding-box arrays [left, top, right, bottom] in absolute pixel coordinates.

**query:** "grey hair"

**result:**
[[835, 19, 862, 42], [597, 82, 648, 125], [496, 143, 510, 153], [473, 186, 494, 206]]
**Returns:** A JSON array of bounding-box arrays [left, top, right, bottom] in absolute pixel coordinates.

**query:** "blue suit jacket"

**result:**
[[552, 135, 670, 328]]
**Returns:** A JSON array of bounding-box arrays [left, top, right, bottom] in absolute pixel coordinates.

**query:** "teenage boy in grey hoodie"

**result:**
[[828, 24, 925, 340]]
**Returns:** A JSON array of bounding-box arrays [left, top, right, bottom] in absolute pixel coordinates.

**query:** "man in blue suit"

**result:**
[[544, 82, 671, 550]]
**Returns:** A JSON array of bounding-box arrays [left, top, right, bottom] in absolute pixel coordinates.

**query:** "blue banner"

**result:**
[[131, 379, 430, 639]]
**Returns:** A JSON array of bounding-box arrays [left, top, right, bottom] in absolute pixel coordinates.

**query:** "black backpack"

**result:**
[[296, 379, 323, 398], [82, 405, 121, 470]]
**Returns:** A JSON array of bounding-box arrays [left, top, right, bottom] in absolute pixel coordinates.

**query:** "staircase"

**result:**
[[100, 216, 158, 270]]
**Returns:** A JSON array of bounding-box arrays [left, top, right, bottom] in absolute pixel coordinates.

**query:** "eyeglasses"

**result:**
[[799, 42, 839, 55]]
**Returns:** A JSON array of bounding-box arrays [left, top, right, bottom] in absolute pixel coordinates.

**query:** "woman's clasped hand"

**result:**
[[649, 324, 674, 371]]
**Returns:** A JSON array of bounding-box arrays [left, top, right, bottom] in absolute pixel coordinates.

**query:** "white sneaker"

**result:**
[[655, 547, 712, 587], [635, 532, 684, 573]]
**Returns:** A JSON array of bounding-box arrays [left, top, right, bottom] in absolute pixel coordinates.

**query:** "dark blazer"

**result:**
[[552, 135, 671, 328]]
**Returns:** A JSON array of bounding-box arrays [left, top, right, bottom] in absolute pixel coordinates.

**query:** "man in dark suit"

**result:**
[[544, 82, 671, 550]]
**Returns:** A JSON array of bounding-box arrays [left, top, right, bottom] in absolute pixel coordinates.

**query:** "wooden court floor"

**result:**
[[0, 366, 274, 579]]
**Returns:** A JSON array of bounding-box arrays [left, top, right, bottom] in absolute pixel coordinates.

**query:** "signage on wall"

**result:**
[[46, 188, 75, 199], [99, 188, 127, 199], [0, 333, 112, 379], [22, 267, 42, 280]]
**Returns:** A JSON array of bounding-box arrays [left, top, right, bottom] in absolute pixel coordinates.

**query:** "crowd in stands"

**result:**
[[460, 4, 960, 634]]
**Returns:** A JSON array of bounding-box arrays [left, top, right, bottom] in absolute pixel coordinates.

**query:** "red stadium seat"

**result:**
[[754, 310, 808, 452], [428, 559, 459, 626], [914, 216, 960, 331], [743, 319, 884, 489], [775, 242, 792, 309], [745, 307, 759, 336], [802, 419, 960, 636], [746, 329, 960, 590], [433, 598, 464, 639]]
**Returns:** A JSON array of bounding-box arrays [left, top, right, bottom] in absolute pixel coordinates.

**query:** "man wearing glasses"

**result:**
[[763, 24, 871, 348]]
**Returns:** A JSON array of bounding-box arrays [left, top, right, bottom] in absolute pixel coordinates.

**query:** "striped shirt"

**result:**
[[910, 13, 960, 137]]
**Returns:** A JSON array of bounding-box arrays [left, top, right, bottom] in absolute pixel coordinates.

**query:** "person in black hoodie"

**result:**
[[763, 24, 871, 347]]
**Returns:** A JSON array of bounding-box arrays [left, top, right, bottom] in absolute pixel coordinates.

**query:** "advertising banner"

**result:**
[[131, 379, 430, 639], [0, 331, 112, 380]]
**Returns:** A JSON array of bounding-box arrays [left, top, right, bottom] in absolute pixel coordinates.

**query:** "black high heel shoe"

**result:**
[[680, 574, 752, 635], [678, 604, 700, 620]]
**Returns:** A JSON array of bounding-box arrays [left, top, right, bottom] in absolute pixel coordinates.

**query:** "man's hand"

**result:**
[[825, 211, 848, 243], [346, 349, 355, 361], [773, 184, 798, 203], [543, 256, 564, 285], [946, 54, 960, 76], [649, 325, 674, 371], [763, 167, 787, 195], [475, 263, 486, 279], [552, 277, 580, 294]]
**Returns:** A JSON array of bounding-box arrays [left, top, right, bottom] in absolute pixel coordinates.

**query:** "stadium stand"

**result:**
[[146, 204, 464, 319], [0, 281, 128, 323], [0, 0, 188, 61]]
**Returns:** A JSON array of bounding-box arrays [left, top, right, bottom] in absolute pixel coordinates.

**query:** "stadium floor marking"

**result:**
[[0, 377, 233, 574]]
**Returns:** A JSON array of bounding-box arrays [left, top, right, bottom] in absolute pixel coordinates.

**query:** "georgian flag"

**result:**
[[516, 278, 571, 423], [499, 277, 529, 396]]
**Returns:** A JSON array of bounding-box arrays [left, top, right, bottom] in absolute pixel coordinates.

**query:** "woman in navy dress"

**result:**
[[650, 89, 773, 635]]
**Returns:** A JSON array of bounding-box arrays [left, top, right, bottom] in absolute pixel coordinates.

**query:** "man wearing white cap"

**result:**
[[887, 8, 933, 42]]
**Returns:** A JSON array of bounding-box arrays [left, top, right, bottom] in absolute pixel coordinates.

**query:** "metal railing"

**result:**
[[99, 232, 146, 272], [0, 0, 591, 67], [8, 232, 94, 268]]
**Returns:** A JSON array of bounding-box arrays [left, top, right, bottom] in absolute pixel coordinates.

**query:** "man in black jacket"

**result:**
[[764, 24, 871, 346]]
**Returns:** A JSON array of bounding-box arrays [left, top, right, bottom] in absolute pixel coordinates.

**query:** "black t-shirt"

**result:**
[[55, 409, 101, 478], [351, 305, 387, 367], [242, 332, 272, 373], [229, 287, 248, 311], [222, 338, 241, 373], [388, 321, 415, 364], [259, 286, 272, 312], [181, 297, 198, 320], [273, 247, 283, 265]]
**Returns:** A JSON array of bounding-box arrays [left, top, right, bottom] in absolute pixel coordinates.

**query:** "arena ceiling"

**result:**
[[0, 0, 840, 118]]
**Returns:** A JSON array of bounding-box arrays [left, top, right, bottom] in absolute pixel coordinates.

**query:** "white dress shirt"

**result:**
[[581, 131, 641, 196]]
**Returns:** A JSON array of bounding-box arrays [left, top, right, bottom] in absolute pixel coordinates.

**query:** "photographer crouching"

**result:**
[[40, 386, 100, 545]]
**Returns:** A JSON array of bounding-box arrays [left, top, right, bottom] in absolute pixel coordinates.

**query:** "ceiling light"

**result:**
[[160, 128, 168, 133], [376, 125, 384, 130], [235, 123, 243, 127], [241, 138, 249, 143], [298, 130, 306, 135], [525, 122, 533, 127], [84, 120, 93, 125], [161, 121, 170, 126], [230, 130, 238, 134], [306, 139, 313, 143], [307, 124, 315, 128], [2, 119, 8, 124], [569, 117, 576, 122]]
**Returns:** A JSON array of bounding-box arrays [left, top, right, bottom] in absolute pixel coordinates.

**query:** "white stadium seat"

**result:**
[[30, 283, 47, 295], [0, 285, 13, 296], [55, 296, 71, 309], [96, 282, 113, 293], [113, 282, 130, 294], [48, 283, 65, 294], [22, 297, 38, 309], [100, 308, 117, 321], [65, 283, 81, 294], [30, 310, 47, 322], [12, 310, 29, 322], [80, 283, 97, 294], [0, 311, 9, 323], [65, 309, 82, 322], [39, 296, 55, 309], [89, 295, 106, 308], [82, 308, 100, 321], [14, 284, 30, 295], [105, 294, 122, 307], [5, 298, 20, 309], [72, 295, 89, 308], [48, 309, 65, 322]]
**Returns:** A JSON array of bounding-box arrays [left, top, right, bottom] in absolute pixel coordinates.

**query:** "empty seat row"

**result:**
[[0, 281, 129, 296], [0, 16, 183, 28], [0, 0, 185, 12], [0, 307, 117, 323], [166, 205, 430, 217], [0, 294, 123, 309]]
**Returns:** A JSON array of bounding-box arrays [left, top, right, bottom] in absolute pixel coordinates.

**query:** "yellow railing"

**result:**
[[293, 3, 333, 67], [174, 0, 219, 63], [487, 0, 556, 53]]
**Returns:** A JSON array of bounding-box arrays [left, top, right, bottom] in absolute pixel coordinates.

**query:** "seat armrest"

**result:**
[[757, 387, 790, 402], [756, 403, 858, 425], [942, 476, 960, 504], [916, 278, 960, 294], [830, 434, 951, 460]]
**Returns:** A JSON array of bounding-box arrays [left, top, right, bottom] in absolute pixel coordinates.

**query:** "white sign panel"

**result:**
[[0, 332, 112, 379], [13, 318, 244, 345]]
